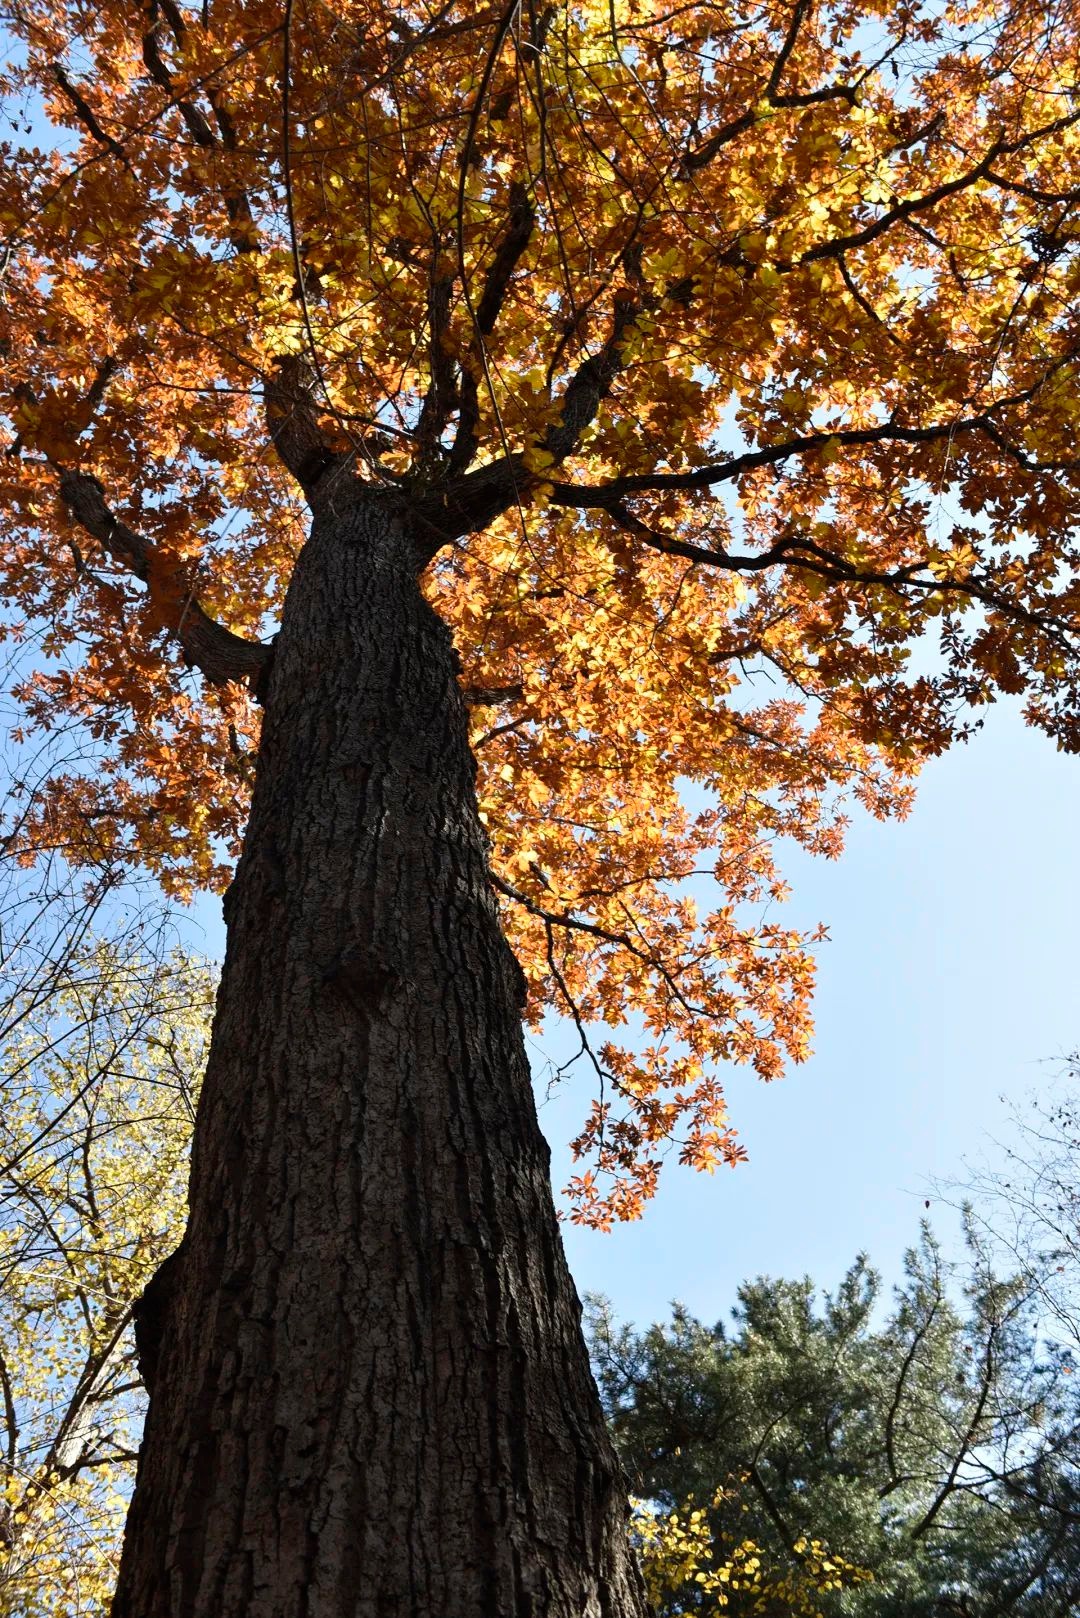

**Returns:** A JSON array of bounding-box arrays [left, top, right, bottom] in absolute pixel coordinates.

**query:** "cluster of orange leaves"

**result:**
[[2, 0, 1080, 1222]]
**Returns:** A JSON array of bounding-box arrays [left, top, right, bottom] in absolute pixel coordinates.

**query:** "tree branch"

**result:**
[[142, 0, 256, 249], [880, 1291, 941, 1498], [681, 0, 856, 175], [599, 500, 1075, 653], [489, 870, 708, 1022], [141, 10, 214, 146], [449, 180, 536, 475], [544, 291, 640, 462], [796, 104, 1080, 269], [49, 64, 127, 161], [461, 683, 524, 707], [548, 363, 1080, 504], [57, 469, 271, 687], [415, 270, 458, 466], [263, 354, 351, 499], [0, 1341, 18, 1472], [910, 1320, 999, 1541]]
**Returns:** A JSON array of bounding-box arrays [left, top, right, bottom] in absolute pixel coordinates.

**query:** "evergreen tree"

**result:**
[[589, 1229, 1080, 1615]]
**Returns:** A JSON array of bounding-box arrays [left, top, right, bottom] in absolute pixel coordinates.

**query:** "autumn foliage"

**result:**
[[3, 0, 1080, 1224]]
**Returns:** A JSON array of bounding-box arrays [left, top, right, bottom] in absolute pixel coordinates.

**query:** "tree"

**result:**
[[589, 1230, 1080, 1616], [2, 0, 1080, 1611], [959, 1056, 1080, 1362], [0, 878, 212, 1615]]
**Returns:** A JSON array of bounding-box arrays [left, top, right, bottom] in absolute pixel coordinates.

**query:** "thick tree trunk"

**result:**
[[111, 495, 649, 1618]]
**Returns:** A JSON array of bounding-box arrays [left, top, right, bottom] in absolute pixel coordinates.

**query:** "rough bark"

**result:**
[[111, 492, 650, 1618]]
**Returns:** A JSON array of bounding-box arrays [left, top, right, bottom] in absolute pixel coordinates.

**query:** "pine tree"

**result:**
[[590, 1229, 1080, 1615]]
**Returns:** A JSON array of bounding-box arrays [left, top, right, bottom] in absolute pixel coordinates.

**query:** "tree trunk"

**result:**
[[111, 494, 649, 1618]]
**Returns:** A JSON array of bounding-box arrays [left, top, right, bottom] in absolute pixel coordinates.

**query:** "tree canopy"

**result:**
[[3, 0, 1080, 1224]]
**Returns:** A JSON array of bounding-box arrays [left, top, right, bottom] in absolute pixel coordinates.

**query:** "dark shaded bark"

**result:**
[[111, 493, 649, 1618]]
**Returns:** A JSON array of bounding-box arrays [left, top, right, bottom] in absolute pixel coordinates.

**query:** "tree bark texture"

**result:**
[[111, 494, 650, 1618]]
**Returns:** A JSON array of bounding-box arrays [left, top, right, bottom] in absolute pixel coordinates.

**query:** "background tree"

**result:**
[[0, 854, 212, 1615], [0, 589, 214, 1612], [2, 0, 1080, 1611], [589, 1229, 1080, 1616], [958, 1058, 1080, 1361]]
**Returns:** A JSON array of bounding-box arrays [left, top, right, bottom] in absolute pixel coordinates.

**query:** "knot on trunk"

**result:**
[[319, 942, 405, 1014]]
